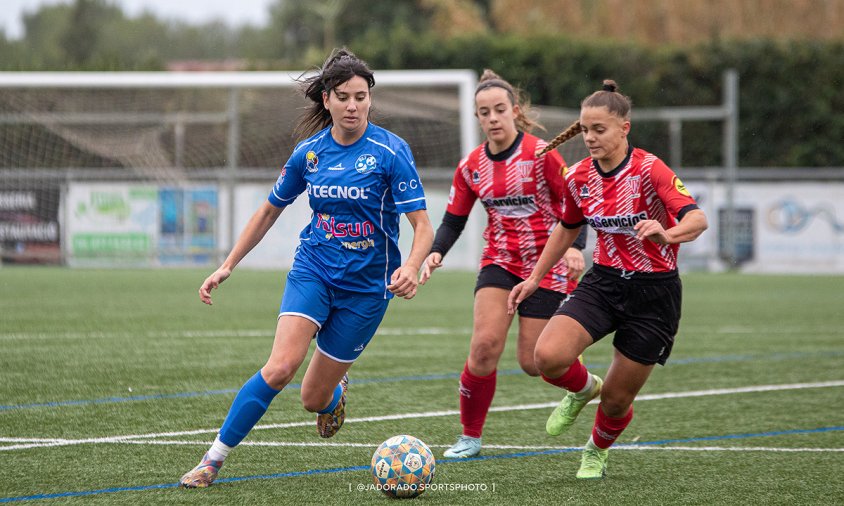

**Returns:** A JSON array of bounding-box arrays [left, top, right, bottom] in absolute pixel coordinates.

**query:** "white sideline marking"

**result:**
[[0, 327, 472, 341], [116, 441, 844, 453], [2, 380, 842, 453]]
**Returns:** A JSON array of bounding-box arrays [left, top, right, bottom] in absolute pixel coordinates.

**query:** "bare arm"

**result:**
[[634, 209, 708, 245], [388, 209, 434, 299], [507, 225, 583, 314], [199, 201, 284, 305]]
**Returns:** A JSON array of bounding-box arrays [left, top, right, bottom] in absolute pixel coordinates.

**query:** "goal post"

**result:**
[[0, 70, 478, 266]]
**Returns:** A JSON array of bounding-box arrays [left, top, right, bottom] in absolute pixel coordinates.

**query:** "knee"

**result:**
[[598, 390, 633, 418], [468, 335, 504, 372], [533, 348, 577, 377], [260, 360, 298, 390]]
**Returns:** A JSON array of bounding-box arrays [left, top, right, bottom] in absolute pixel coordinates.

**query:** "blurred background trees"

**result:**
[[0, 0, 842, 167]]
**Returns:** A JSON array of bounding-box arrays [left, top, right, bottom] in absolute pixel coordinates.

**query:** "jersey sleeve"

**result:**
[[444, 157, 477, 217], [650, 158, 698, 218], [561, 165, 586, 227], [541, 149, 567, 220], [268, 148, 307, 207], [387, 140, 427, 213]]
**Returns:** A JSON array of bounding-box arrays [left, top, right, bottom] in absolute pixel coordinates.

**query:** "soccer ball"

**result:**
[[371, 435, 436, 498]]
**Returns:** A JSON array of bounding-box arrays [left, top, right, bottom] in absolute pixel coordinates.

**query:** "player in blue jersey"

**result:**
[[179, 48, 434, 488]]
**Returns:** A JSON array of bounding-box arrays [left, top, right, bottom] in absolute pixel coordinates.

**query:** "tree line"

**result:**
[[1, 0, 842, 167]]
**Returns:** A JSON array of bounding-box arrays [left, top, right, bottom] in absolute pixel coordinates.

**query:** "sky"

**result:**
[[2, 0, 275, 40]]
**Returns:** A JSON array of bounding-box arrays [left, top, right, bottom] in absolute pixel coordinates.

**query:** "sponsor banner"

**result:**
[[235, 185, 486, 270], [0, 188, 61, 264], [158, 188, 218, 265], [715, 183, 844, 273], [65, 184, 218, 267]]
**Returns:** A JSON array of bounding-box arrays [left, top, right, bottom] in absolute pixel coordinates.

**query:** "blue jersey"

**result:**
[[268, 123, 427, 298]]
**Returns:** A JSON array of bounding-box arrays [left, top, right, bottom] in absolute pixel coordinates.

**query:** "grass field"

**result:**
[[1, 267, 842, 505]]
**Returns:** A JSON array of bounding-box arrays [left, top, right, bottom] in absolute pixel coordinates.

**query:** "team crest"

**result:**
[[626, 176, 641, 198], [673, 176, 691, 196], [472, 171, 480, 184], [279, 167, 287, 184], [516, 160, 534, 182], [355, 154, 377, 174], [306, 151, 319, 173]]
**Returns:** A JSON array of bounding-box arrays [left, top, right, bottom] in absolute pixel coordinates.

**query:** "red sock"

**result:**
[[458, 362, 497, 438], [591, 404, 634, 449], [541, 358, 588, 392]]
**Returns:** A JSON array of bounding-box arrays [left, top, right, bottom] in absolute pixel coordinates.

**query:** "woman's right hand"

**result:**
[[507, 278, 539, 315], [418, 252, 443, 285], [199, 267, 232, 305]]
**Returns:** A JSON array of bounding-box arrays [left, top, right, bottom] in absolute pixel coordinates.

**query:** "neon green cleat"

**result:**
[[546, 374, 602, 436], [576, 444, 608, 479]]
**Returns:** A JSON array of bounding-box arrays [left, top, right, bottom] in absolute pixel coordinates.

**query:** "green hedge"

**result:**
[[359, 35, 844, 168]]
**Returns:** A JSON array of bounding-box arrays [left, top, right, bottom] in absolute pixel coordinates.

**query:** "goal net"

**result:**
[[0, 71, 478, 266]]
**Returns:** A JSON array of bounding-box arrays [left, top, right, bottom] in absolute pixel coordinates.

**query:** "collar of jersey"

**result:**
[[593, 144, 634, 178], [328, 122, 373, 148], [485, 131, 524, 162]]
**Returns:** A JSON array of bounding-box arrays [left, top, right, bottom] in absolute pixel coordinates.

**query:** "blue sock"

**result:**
[[318, 382, 344, 414], [218, 371, 280, 447]]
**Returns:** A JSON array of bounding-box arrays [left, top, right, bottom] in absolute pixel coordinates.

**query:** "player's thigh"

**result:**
[[534, 314, 593, 371], [469, 286, 514, 364], [515, 316, 550, 375], [263, 314, 319, 388]]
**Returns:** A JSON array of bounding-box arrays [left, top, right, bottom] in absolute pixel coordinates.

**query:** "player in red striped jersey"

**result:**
[[508, 80, 708, 479], [420, 69, 587, 459]]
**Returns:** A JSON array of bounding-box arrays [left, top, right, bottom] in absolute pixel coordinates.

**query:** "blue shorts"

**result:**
[[279, 267, 390, 363]]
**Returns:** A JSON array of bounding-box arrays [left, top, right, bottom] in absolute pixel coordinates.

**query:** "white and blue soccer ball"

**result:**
[[370, 435, 436, 498]]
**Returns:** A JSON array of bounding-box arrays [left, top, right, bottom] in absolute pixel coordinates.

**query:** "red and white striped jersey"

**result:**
[[446, 132, 577, 293], [562, 147, 698, 273]]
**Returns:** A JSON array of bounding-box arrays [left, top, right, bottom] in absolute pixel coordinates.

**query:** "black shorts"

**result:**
[[554, 264, 682, 365], [475, 264, 566, 319]]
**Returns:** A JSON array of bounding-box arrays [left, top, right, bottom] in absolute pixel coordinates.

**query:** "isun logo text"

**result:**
[[306, 183, 367, 200], [316, 213, 375, 238], [398, 179, 419, 192]]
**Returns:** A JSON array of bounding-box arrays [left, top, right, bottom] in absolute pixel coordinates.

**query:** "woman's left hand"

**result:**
[[634, 219, 670, 244], [563, 247, 586, 281]]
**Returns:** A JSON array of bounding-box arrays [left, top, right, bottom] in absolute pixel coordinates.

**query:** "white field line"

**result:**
[[2, 380, 843, 453], [3, 324, 839, 341], [114, 441, 844, 453], [0, 327, 473, 341]]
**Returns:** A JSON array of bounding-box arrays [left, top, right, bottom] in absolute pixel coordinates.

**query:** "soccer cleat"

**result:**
[[317, 374, 348, 438], [576, 445, 609, 479], [546, 374, 603, 436], [179, 453, 223, 488], [442, 435, 481, 458]]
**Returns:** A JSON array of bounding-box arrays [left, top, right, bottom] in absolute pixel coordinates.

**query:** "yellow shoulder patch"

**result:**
[[673, 176, 691, 197], [560, 164, 568, 178]]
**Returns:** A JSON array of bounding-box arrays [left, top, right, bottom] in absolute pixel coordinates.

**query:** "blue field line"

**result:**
[[2, 349, 842, 412], [1, 426, 841, 503]]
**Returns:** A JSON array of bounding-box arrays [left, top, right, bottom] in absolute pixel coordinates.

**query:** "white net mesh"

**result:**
[[0, 72, 474, 264]]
